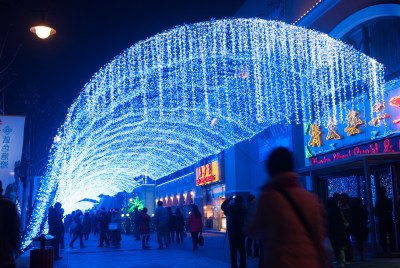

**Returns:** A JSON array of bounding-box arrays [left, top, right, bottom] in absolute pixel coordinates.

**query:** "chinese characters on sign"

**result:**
[[344, 109, 364, 136], [308, 123, 323, 147], [0, 116, 25, 189], [368, 103, 389, 126], [1, 123, 12, 169], [326, 117, 342, 140], [196, 160, 220, 186]]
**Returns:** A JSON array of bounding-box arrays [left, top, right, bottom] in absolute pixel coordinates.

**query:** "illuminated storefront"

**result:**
[[300, 82, 400, 255], [196, 160, 226, 231]]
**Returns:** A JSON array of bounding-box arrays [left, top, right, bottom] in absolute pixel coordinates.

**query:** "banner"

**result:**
[[0, 115, 25, 193]]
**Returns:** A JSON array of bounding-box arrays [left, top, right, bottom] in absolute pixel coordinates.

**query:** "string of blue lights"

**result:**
[[21, 18, 384, 250]]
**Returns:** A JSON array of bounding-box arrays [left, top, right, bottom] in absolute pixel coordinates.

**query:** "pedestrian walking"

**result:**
[[154, 201, 170, 249], [221, 195, 247, 268], [174, 208, 185, 244], [48, 202, 64, 260], [249, 147, 328, 268], [167, 207, 175, 244], [326, 197, 347, 268], [338, 193, 353, 264], [91, 212, 98, 236], [375, 186, 396, 253], [69, 210, 86, 248], [245, 194, 259, 258], [0, 180, 21, 268], [133, 208, 141, 240], [185, 204, 202, 251], [83, 212, 91, 241], [68, 211, 76, 238], [110, 209, 122, 248], [140, 207, 151, 249], [97, 208, 111, 247], [350, 197, 369, 261]]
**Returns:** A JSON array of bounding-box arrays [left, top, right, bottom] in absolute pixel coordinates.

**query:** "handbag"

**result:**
[[275, 188, 330, 267], [198, 234, 204, 246]]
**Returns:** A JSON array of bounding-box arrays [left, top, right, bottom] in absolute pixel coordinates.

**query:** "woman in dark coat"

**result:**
[[326, 198, 347, 268], [174, 208, 185, 244]]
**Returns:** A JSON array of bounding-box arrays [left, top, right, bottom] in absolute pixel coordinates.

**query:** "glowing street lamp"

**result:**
[[30, 16, 56, 39]]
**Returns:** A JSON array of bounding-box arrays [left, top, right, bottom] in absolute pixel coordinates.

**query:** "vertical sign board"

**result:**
[[196, 160, 220, 186], [0, 116, 25, 189]]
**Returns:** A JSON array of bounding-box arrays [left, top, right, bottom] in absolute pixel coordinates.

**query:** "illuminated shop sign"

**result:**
[[196, 160, 220, 186], [304, 87, 400, 159], [310, 137, 399, 166]]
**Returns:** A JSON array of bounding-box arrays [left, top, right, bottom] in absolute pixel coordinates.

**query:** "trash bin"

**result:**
[[30, 234, 54, 268]]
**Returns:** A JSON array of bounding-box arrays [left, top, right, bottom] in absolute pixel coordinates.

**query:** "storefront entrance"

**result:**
[[202, 185, 226, 231], [299, 153, 400, 256]]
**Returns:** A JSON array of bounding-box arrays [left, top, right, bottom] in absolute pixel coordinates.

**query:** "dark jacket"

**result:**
[[154, 206, 169, 226], [49, 207, 64, 235], [99, 212, 110, 230], [168, 210, 174, 230], [0, 194, 21, 267], [350, 198, 369, 242], [375, 195, 393, 222], [221, 199, 247, 236], [327, 200, 347, 249], [73, 213, 84, 233], [83, 214, 91, 233], [173, 213, 185, 232], [140, 211, 151, 234]]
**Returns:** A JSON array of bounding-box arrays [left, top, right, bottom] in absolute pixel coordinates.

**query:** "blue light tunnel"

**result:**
[[22, 18, 384, 249]]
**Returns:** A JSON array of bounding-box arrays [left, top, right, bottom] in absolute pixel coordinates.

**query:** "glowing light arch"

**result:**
[[23, 18, 385, 249]]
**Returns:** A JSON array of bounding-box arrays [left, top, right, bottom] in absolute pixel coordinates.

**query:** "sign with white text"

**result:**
[[0, 115, 25, 189]]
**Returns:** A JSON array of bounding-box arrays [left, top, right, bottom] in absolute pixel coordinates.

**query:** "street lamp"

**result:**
[[30, 16, 56, 39]]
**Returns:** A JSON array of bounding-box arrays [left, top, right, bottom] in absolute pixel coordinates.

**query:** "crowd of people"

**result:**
[[1, 147, 399, 268], [47, 206, 132, 257], [221, 147, 397, 268], [153, 201, 191, 249]]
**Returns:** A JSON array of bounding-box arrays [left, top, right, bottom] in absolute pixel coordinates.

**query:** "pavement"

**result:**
[[15, 231, 400, 268]]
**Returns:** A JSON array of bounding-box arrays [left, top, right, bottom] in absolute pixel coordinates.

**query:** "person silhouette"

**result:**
[[249, 147, 328, 268], [0, 180, 21, 267]]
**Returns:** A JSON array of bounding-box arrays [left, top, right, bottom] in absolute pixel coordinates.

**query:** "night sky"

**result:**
[[0, 0, 244, 172]]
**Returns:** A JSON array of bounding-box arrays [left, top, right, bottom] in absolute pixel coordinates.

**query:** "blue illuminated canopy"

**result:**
[[22, 18, 384, 249]]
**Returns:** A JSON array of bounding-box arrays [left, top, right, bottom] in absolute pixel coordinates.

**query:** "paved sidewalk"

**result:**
[[16, 232, 400, 268]]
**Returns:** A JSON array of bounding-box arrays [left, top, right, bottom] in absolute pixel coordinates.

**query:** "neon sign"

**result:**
[[369, 103, 389, 126], [196, 160, 220, 186], [390, 96, 400, 123], [310, 137, 398, 166], [308, 123, 323, 147], [344, 109, 364, 136]]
